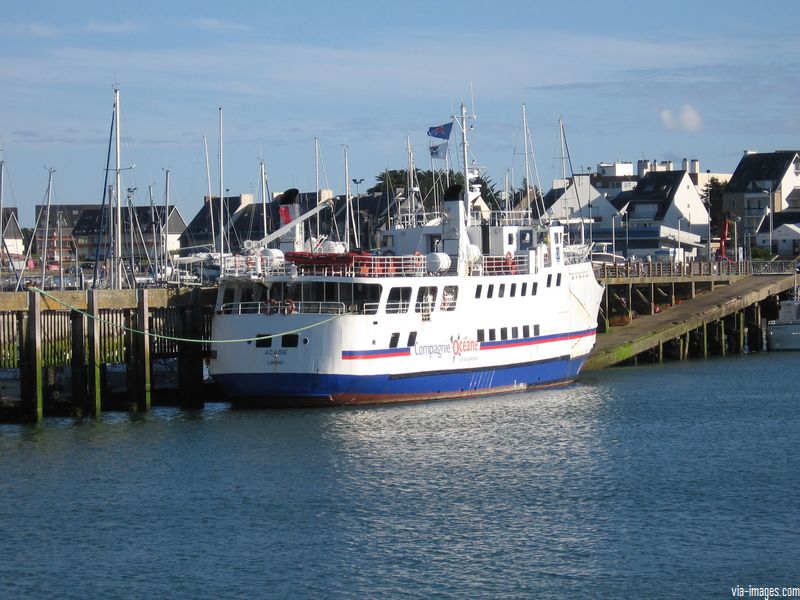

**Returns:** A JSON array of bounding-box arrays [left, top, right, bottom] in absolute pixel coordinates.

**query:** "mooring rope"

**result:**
[[29, 287, 343, 344]]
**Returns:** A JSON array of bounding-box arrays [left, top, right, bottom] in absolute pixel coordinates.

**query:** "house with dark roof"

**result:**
[[179, 193, 254, 254], [753, 209, 800, 257], [609, 170, 708, 259], [722, 150, 800, 251], [33, 204, 97, 264], [71, 204, 187, 262]]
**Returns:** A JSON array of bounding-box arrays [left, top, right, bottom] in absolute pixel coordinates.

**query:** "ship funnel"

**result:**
[[280, 188, 300, 205]]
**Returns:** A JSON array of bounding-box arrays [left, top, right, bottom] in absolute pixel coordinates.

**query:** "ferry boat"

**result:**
[[207, 106, 605, 405]]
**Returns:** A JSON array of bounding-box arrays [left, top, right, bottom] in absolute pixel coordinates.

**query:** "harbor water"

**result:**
[[1, 353, 798, 598]]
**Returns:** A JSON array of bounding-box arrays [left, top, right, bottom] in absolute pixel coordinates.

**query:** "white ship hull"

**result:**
[[209, 258, 603, 405]]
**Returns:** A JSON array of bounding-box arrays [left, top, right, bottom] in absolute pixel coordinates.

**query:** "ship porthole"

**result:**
[[303, 337, 309, 345]]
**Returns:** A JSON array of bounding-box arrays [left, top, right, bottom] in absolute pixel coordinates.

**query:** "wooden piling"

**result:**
[[87, 290, 103, 417], [21, 290, 43, 422]]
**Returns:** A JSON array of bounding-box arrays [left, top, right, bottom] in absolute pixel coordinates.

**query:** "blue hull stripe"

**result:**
[[213, 353, 588, 405]]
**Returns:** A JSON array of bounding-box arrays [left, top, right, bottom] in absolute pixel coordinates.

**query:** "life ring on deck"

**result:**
[[285, 299, 296, 315], [269, 298, 279, 315]]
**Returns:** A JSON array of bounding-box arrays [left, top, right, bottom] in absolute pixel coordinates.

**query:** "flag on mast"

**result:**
[[427, 122, 453, 140], [430, 141, 448, 159]]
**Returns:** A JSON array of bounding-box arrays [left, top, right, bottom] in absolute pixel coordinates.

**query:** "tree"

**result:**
[[703, 177, 726, 236], [368, 169, 500, 210]]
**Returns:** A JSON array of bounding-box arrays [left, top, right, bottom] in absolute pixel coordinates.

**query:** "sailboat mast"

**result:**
[[315, 138, 320, 239], [343, 145, 351, 250], [203, 136, 215, 256], [460, 103, 470, 216], [41, 168, 55, 286], [218, 107, 225, 261], [164, 168, 171, 278], [114, 87, 123, 289], [523, 103, 531, 220], [259, 160, 267, 238]]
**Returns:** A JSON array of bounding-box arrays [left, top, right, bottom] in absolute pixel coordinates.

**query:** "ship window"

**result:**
[[521, 282, 527, 296], [499, 284, 505, 298], [407, 331, 417, 346], [547, 274, 552, 287], [477, 329, 485, 342], [534, 324, 540, 336], [507, 233, 514, 245], [475, 284, 482, 299], [512, 326, 519, 339], [414, 287, 438, 314], [523, 325, 530, 338], [282, 334, 299, 347], [387, 287, 412, 314], [441, 286, 458, 311], [510, 283, 517, 297], [489, 329, 496, 341], [389, 332, 400, 348], [556, 273, 562, 286], [487, 284, 494, 299], [532, 282, 538, 295], [255, 334, 272, 348], [501, 327, 508, 340]]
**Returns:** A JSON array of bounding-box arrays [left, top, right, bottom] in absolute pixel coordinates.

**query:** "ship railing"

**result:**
[[218, 300, 346, 315], [594, 260, 768, 279], [351, 255, 426, 277], [750, 260, 797, 275], [483, 254, 530, 276], [487, 211, 538, 227]]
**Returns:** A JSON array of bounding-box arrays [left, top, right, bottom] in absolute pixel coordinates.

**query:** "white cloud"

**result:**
[[659, 104, 703, 133], [86, 20, 141, 34], [186, 18, 250, 33]]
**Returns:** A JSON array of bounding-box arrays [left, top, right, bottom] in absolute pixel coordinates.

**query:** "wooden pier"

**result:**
[[0, 260, 796, 423], [0, 287, 217, 423], [585, 261, 797, 370]]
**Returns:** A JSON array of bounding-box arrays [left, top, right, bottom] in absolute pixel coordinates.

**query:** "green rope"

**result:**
[[29, 287, 343, 344]]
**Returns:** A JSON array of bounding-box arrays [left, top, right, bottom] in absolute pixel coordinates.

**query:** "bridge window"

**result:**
[[387, 287, 411, 314], [441, 285, 458, 311]]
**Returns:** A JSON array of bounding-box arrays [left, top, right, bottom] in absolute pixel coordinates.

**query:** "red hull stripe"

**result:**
[[341, 328, 596, 360]]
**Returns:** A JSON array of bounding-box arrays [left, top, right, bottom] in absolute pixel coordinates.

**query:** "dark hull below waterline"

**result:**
[[215, 354, 587, 408]]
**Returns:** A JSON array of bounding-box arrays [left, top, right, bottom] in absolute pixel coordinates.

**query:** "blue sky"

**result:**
[[1, 0, 799, 227]]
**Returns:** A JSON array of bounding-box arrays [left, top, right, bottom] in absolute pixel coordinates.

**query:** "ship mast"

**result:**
[[114, 87, 123, 289]]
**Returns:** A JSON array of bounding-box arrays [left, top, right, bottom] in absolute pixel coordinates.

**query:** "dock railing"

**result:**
[[594, 260, 797, 280]]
